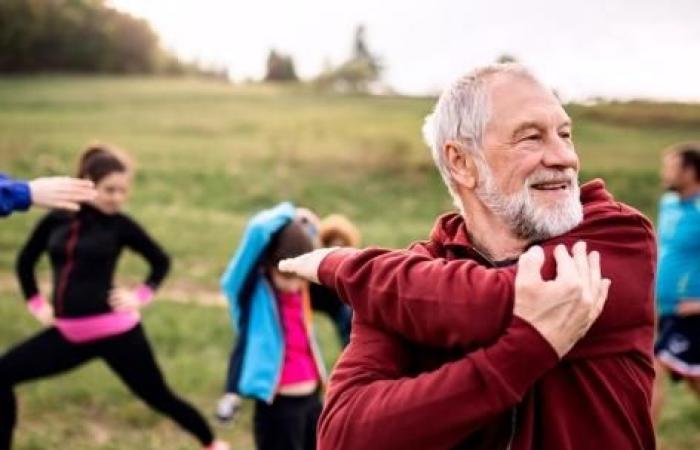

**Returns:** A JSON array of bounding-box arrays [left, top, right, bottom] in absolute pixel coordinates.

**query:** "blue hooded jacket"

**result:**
[[221, 202, 326, 402]]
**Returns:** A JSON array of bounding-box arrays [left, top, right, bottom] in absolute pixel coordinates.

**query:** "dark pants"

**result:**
[[254, 393, 322, 450], [0, 324, 213, 449], [310, 284, 352, 346]]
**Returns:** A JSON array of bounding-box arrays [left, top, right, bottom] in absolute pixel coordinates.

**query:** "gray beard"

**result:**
[[475, 162, 584, 242]]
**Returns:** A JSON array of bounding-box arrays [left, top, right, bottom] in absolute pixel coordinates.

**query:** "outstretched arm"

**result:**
[[280, 207, 653, 353]]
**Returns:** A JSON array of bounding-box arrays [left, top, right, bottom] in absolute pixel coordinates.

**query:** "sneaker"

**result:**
[[205, 440, 231, 450], [215, 393, 241, 423]]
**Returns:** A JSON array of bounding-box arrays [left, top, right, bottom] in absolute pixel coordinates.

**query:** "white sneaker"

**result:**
[[215, 393, 241, 423]]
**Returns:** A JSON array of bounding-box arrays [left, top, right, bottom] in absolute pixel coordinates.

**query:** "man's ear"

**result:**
[[444, 141, 478, 190]]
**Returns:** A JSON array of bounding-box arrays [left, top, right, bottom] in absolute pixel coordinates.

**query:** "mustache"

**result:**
[[526, 168, 578, 186]]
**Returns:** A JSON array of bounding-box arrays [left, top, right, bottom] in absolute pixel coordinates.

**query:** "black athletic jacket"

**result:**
[[15, 204, 170, 318]]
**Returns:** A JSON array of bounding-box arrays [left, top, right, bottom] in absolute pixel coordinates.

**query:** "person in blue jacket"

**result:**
[[216, 202, 327, 450], [652, 143, 700, 423], [1, 173, 95, 217]]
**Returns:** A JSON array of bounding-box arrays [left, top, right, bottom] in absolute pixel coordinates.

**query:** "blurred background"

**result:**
[[0, 0, 698, 448]]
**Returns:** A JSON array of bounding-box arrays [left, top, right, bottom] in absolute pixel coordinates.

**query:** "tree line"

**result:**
[[0, 0, 225, 78]]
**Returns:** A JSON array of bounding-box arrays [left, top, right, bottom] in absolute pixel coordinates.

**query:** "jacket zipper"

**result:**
[[505, 407, 517, 450], [473, 246, 518, 450], [55, 219, 80, 316]]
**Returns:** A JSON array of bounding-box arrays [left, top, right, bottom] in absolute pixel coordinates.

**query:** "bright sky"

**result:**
[[109, 0, 700, 101]]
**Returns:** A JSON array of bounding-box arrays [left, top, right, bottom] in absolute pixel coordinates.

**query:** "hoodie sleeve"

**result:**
[[121, 215, 171, 290], [318, 205, 657, 358], [220, 202, 296, 328], [0, 174, 31, 217], [15, 213, 54, 299], [319, 247, 516, 349], [318, 317, 559, 450]]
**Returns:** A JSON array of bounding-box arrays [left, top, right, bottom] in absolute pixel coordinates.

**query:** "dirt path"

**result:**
[[0, 275, 227, 308]]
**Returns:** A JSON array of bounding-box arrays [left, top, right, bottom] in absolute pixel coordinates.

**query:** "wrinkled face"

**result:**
[[661, 152, 684, 191], [476, 74, 583, 241], [90, 171, 130, 215], [269, 267, 305, 293]]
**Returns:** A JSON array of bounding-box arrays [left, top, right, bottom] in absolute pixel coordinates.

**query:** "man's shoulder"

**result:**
[[582, 196, 653, 236]]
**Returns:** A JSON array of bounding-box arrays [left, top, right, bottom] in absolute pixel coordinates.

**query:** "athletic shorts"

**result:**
[[655, 314, 700, 380]]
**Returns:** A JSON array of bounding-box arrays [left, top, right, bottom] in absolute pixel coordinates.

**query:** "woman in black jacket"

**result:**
[[2, 144, 228, 450]]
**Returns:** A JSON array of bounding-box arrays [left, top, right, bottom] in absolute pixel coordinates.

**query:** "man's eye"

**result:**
[[522, 134, 540, 141], [560, 131, 572, 139]]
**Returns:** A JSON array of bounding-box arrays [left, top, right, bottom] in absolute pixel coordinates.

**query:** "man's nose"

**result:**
[[542, 136, 579, 170]]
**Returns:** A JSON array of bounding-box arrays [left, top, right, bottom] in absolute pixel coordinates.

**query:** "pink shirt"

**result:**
[[277, 290, 319, 387]]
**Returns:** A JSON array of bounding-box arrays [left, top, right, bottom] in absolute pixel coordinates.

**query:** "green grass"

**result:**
[[0, 75, 698, 449]]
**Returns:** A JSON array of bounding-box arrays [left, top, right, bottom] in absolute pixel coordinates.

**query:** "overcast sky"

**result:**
[[109, 0, 700, 101]]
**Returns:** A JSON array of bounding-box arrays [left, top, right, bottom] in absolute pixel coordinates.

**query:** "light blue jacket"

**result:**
[[221, 202, 326, 402], [656, 192, 700, 315]]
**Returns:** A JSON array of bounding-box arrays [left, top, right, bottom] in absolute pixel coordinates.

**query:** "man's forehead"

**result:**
[[487, 74, 569, 126]]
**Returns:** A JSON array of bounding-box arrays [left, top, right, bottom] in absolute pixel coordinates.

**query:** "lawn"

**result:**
[[0, 76, 698, 449]]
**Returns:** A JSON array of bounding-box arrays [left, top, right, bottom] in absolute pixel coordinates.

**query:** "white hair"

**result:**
[[422, 63, 539, 211]]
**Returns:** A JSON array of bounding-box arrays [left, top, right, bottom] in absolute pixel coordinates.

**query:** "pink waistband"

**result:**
[[55, 311, 141, 344]]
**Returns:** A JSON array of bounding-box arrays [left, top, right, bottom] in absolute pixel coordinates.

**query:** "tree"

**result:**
[[264, 49, 298, 82], [0, 0, 225, 79], [314, 24, 382, 93], [496, 53, 518, 64]]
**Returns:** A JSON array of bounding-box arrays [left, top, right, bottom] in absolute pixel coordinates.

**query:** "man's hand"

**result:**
[[514, 241, 610, 358], [278, 247, 339, 284], [677, 300, 700, 316], [109, 288, 141, 312], [28, 177, 96, 211]]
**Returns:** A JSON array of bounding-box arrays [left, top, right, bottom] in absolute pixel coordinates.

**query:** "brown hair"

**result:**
[[265, 221, 315, 268], [77, 144, 130, 183], [667, 142, 700, 181], [319, 214, 361, 248]]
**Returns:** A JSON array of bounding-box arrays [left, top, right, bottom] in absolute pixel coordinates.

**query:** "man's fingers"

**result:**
[[572, 241, 588, 280], [278, 257, 301, 275], [553, 244, 577, 281], [588, 250, 601, 298], [278, 255, 317, 282], [517, 245, 545, 283], [279, 248, 336, 284], [593, 278, 611, 319]]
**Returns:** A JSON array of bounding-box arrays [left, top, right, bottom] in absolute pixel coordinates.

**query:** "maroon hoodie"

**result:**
[[317, 180, 656, 450]]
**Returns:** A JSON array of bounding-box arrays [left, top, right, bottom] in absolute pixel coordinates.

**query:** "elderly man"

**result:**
[[281, 64, 656, 449]]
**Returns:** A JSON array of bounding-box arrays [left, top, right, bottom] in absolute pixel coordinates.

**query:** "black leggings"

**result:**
[[254, 392, 322, 450], [0, 324, 213, 449]]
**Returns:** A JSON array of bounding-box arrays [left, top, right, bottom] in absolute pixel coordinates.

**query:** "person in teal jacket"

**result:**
[[652, 143, 700, 423], [217, 202, 327, 450]]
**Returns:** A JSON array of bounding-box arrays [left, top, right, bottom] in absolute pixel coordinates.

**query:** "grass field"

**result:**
[[0, 76, 698, 449]]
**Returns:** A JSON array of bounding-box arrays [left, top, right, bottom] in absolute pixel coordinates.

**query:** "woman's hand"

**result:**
[[27, 295, 55, 326], [109, 288, 141, 312]]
